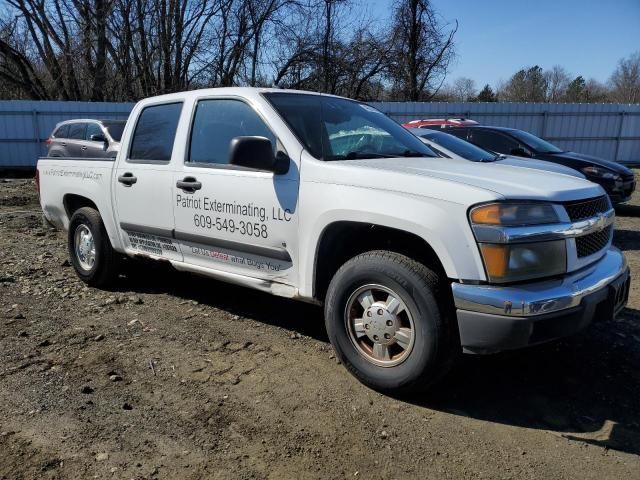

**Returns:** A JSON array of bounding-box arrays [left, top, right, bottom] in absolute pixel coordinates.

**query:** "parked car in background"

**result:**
[[402, 118, 479, 129], [408, 128, 585, 179], [46, 119, 126, 159], [443, 126, 636, 204]]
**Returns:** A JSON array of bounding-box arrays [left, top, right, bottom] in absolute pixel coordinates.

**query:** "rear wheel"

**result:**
[[324, 250, 459, 394], [68, 207, 119, 287]]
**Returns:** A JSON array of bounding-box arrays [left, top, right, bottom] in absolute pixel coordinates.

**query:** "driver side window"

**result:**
[[470, 130, 518, 154], [86, 123, 103, 141], [189, 99, 276, 165]]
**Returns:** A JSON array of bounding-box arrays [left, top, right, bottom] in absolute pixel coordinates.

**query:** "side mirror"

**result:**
[[229, 136, 289, 174], [510, 147, 532, 158], [90, 133, 106, 142]]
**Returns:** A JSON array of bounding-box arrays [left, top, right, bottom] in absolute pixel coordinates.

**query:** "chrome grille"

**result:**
[[576, 226, 612, 258], [564, 196, 610, 222]]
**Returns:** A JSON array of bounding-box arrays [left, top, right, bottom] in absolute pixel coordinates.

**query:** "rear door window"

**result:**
[[53, 124, 69, 139], [129, 103, 183, 162], [67, 123, 86, 140]]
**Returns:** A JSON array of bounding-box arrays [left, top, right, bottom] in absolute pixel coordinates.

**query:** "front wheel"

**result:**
[[324, 251, 459, 394], [68, 207, 119, 287]]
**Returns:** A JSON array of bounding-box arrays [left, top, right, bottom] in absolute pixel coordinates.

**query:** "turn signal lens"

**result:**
[[479, 244, 508, 279], [470, 204, 502, 225]]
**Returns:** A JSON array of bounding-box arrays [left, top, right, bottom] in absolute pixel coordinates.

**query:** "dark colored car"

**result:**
[[444, 126, 636, 204], [46, 119, 126, 159]]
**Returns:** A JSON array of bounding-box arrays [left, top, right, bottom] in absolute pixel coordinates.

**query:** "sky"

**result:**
[[367, 0, 640, 88]]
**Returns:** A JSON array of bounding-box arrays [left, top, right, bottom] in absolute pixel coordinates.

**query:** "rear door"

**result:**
[[113, 101, 184, 263], [172, 96, 299, 285], [49, 124, 70, 157], [66, 123, 87, 157]]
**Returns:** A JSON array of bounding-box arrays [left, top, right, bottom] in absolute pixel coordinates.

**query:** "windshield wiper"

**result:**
[[330, 152, 395, 160], [394, 150, 430, 158]]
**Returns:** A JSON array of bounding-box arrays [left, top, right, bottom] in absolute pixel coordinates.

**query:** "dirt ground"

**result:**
[[1, 176, 639, 480]]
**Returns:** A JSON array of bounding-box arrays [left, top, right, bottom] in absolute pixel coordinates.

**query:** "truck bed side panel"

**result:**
[[37, 158, 123, 251]]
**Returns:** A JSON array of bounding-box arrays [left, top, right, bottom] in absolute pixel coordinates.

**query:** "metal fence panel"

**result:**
[[370, 101, 640, 164], [0, 100, 134, 168], [1, 99, 639, 168]]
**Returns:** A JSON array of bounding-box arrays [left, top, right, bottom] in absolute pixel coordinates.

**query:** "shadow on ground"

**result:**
[[412, 308, 640, 455], [614, 229, 640, 251], [112, 260, 640, 455], [114, 259, 328, 341], [615, 203, 640, 218]]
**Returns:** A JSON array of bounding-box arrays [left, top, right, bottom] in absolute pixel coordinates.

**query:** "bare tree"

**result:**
[[544, 65, 570, 102], [609, 51, 640, 104], [446, 76, 476, 101], [387, 0, 456, 101], [0, 19, 49, 99]]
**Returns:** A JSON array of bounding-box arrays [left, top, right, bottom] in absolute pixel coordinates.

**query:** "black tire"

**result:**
[[68, 207, 119, 287], [324, 250, 459, 394]]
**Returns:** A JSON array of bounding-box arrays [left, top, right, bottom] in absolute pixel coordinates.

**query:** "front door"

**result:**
[[84, 122, 109, 158], [172, 97, 299, 285], [114, 102, 184, 263]]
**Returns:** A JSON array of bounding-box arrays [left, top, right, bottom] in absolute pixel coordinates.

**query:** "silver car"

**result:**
[[408, 128, 586, 179], [46, 119, 126, 158]]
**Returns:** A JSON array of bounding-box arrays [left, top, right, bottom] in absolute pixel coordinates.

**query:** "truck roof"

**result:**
[[136, 87, 350, 105]]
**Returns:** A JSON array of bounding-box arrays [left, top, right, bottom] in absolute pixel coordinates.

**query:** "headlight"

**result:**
[[581, 166, 621, 181], [470, 203, 559, 226], [470, 202, 566, 283], [479, 241, 566, 283]]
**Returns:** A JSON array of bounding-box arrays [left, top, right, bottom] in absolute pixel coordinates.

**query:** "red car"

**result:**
[[401, 118, 479, 129]]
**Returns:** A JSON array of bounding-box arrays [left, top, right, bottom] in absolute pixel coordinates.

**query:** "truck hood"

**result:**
[[332, 157, 603, 202]]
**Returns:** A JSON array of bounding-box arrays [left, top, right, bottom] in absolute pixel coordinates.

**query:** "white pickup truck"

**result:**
[[37, 88, 630, 393]]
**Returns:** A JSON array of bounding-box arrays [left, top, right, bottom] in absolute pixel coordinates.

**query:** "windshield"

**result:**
[[264, 93, 437, 160], [419, 130, 496, 162], [509, 129, 563, 154], [103, 121, 126, 141]]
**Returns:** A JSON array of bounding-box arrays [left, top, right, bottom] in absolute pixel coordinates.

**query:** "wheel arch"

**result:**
[[62, 193, 122, 252], [63, 193, 99, 219], [312, 220, 448, 301]]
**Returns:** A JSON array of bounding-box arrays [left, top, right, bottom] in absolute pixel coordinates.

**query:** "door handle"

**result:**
[[118, 172, 137, 186], [81, 145, 87, 150], [176, 177, 202, 192], [61, 142, 67, 146]]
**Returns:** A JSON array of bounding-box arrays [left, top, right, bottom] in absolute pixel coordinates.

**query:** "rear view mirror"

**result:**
[[229, 136, 289, 174], [90, 133, 106, 142], [510, 147, 531, 158]]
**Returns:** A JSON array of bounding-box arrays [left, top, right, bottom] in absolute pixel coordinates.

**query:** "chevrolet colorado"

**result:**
[[36, 88, 630, 393]]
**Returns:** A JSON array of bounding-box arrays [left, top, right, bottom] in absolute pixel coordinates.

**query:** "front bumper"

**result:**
[[601, 177, 636, 204], [452, 247, 630, 353]]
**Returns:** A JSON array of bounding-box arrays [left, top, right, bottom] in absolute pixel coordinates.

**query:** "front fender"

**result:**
[[297, 182, 487, 298]]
